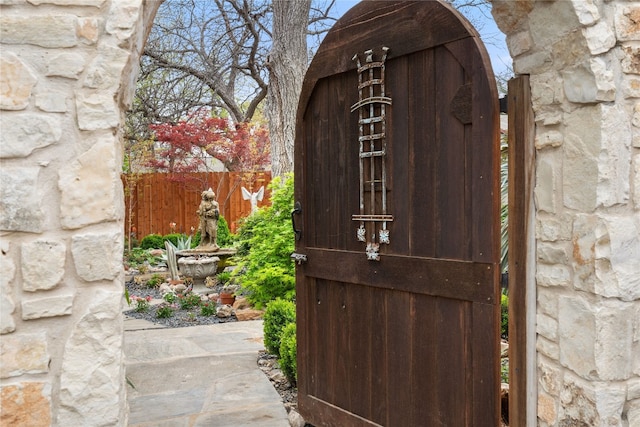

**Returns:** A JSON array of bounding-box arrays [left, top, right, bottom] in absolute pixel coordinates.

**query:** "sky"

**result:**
[[329, 0, 512, 77]]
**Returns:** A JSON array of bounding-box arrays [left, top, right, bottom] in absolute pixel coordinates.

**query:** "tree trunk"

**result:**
[[266, 0, 311, 177]]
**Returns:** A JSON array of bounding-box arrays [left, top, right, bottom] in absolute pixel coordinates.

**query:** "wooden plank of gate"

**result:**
[[508, 75, 535, 427]]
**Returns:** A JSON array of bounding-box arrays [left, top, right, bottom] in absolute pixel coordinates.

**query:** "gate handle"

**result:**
[[291, 201, 302, 240]]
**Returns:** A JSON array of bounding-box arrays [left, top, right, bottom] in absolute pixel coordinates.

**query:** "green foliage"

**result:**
[[146, 273, 163, 288], [124, 247, 163, 269], [279, 322, 297, 384], [200, 302, 217, 316], [263, 298, 296, 357], [235, 174, 295, 308], [156, 304, 174, 318], [216, 271, 232, 285], [163, 233, 181, 247], [178, 293, 202, 310], [163, 292, 177, 303], [501, 292, 509, 340], [217, 216, 234, 247], [192, 230, 201, 248], [140, 234, 164, 249]]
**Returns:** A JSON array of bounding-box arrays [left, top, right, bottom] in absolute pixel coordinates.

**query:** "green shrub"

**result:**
[[191, 230, 201, 248], [279, 322, 297, 384], [501, 293, 509, 340], [263, 298, 296, 357], [217, 216, 234, 247], [146, 273, 163, 288], [140, 234, 164, 249], [124, 247, 162, 269], [235, 174, 295, 308]]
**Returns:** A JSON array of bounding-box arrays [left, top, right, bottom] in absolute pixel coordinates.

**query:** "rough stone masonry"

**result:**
[[0, 0, 638, 426]]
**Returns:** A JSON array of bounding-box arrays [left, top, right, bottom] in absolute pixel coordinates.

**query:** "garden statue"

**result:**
[[241, 185, 264, 214], [196, 188, 220, 251]]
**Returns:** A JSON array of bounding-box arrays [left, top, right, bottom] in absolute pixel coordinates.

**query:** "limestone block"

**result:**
[[562, 58, 616, 104], [536, 213, 573, 241], [559, 373, 626, 426], [595, 214, 640, 301], [621, 45, 640, 75], [571, 0, 600, 26], [28, 0, 105, 5], [559, 295, 596, 379], [537, 263, 571, 288], [83, 45, 131, 90], [623, 76, 640, 99], [628, 400, 640, 427], [21, 294, 74, 320], [597, 104, 631, 208], [531, 71, 563, 107], [0, 382, 51, 427], [105, 0, 142, 41], [0, 167, 44, 232], [535, 153, 557, 213], [514, 50, 552, 75], [634, 154, 640, 210], [0, 240, 16, 334], [537, 336, 560, 360], [535, 130, 563, 150], [572, 214, 598, 294], [0, 332, 49, 378], [0, 52, 37, 110], [0, 15, 77, 48], [594, 301, 633, 380], [634, 102, 640, 128], [59, 139, 122, 229], [57, 289, 126, 426], [615, 3, 640, 41], [537, 313, 558, 341], [583, 21, 616, 55], [35, 90, 68, 113], [629, 378, 640, 401], [0, 113, 62, 158], [563, 107, 601, 212], [491, 0, 534, 34], [537, 287, 559, 318], [537, 392, 557, 425], [537, 241, 570, 265], [75, 91, 119, 130], [538, 360, 562, 396], [21, 240, 66, 291], [506, 30, 532, 57], [46, 52, 85, 79], [77, 17, 99, 44], [71, 231, 122, 281]]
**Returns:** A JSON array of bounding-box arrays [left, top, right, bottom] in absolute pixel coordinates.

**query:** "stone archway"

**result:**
[[1, 1, 638, 426]]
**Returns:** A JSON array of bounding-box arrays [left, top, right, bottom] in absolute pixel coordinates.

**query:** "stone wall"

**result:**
[[0, 0, 638, 425], [0, 0, 159, 425], [492, 1, 640, 426]]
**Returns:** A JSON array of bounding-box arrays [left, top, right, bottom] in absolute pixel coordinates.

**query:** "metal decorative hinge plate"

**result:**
[[351, 47, 393, 261]]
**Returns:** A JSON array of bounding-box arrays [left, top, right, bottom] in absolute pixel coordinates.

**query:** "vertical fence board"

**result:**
[[508, 75, 535, 427], [123, 172, 272, 239]]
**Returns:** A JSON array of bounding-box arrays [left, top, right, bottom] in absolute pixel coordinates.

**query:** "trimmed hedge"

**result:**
[[279, 322, 297, 384], [263, 298, 296, 357]]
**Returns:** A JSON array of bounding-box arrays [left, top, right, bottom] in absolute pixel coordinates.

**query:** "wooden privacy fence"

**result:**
[[122, 171, 271, 239]]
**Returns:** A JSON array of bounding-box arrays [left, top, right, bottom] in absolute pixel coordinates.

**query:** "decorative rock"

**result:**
[[0, 240, 16, 334], [21, 240, 66, 292], [288, 409, 306, 427], [59, 139, 122, 229], [75, 91, 119, 130], [83, 45, 130, 89], [35, 90, 68, 113], [536, 213, 573, 242], [235, 308, 264, 321], [0, 167, 44, 232], [57, 289, 126, 426], [46, 52, 85, 79], [614, 4, 640, 41], [536, 313, 558, 341], [232, 296, 251, 310], [173, 284, 186, 293], [535, 130, 563, 149], [0, 15, 78, 48], [106, 0, 142, 41], [506, 30, 532, 57], [0, 52, 37, 110], [21, 294, 74, 320], [562, 58, 615, 104], [621, 45, 640, 75], [71, 231, 121, 281], [0, 382, 51, 427], [0, 113, 62, 158], [597, 104, 631, 207], [0, 332, 49, 378], [536, 264, 571, 288], [537, 392, 557, 426], [571, 0, 600, 26], [77, 17, 99, 44], [593, 300, 633, 380], [216, 304, 233, 318]]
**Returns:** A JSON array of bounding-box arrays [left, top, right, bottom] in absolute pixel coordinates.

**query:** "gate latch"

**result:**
[[290, 252, 308, 265]]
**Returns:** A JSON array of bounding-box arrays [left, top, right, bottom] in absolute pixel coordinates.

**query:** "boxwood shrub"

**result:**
[[279, 322, 297, 384], [263, 298, 296, 357]]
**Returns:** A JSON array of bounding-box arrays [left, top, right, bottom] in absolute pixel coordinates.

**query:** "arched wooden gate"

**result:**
[[293, 1, 501, 425]]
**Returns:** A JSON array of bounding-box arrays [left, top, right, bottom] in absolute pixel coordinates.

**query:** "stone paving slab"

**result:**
[[124, 321, 289, 427]]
